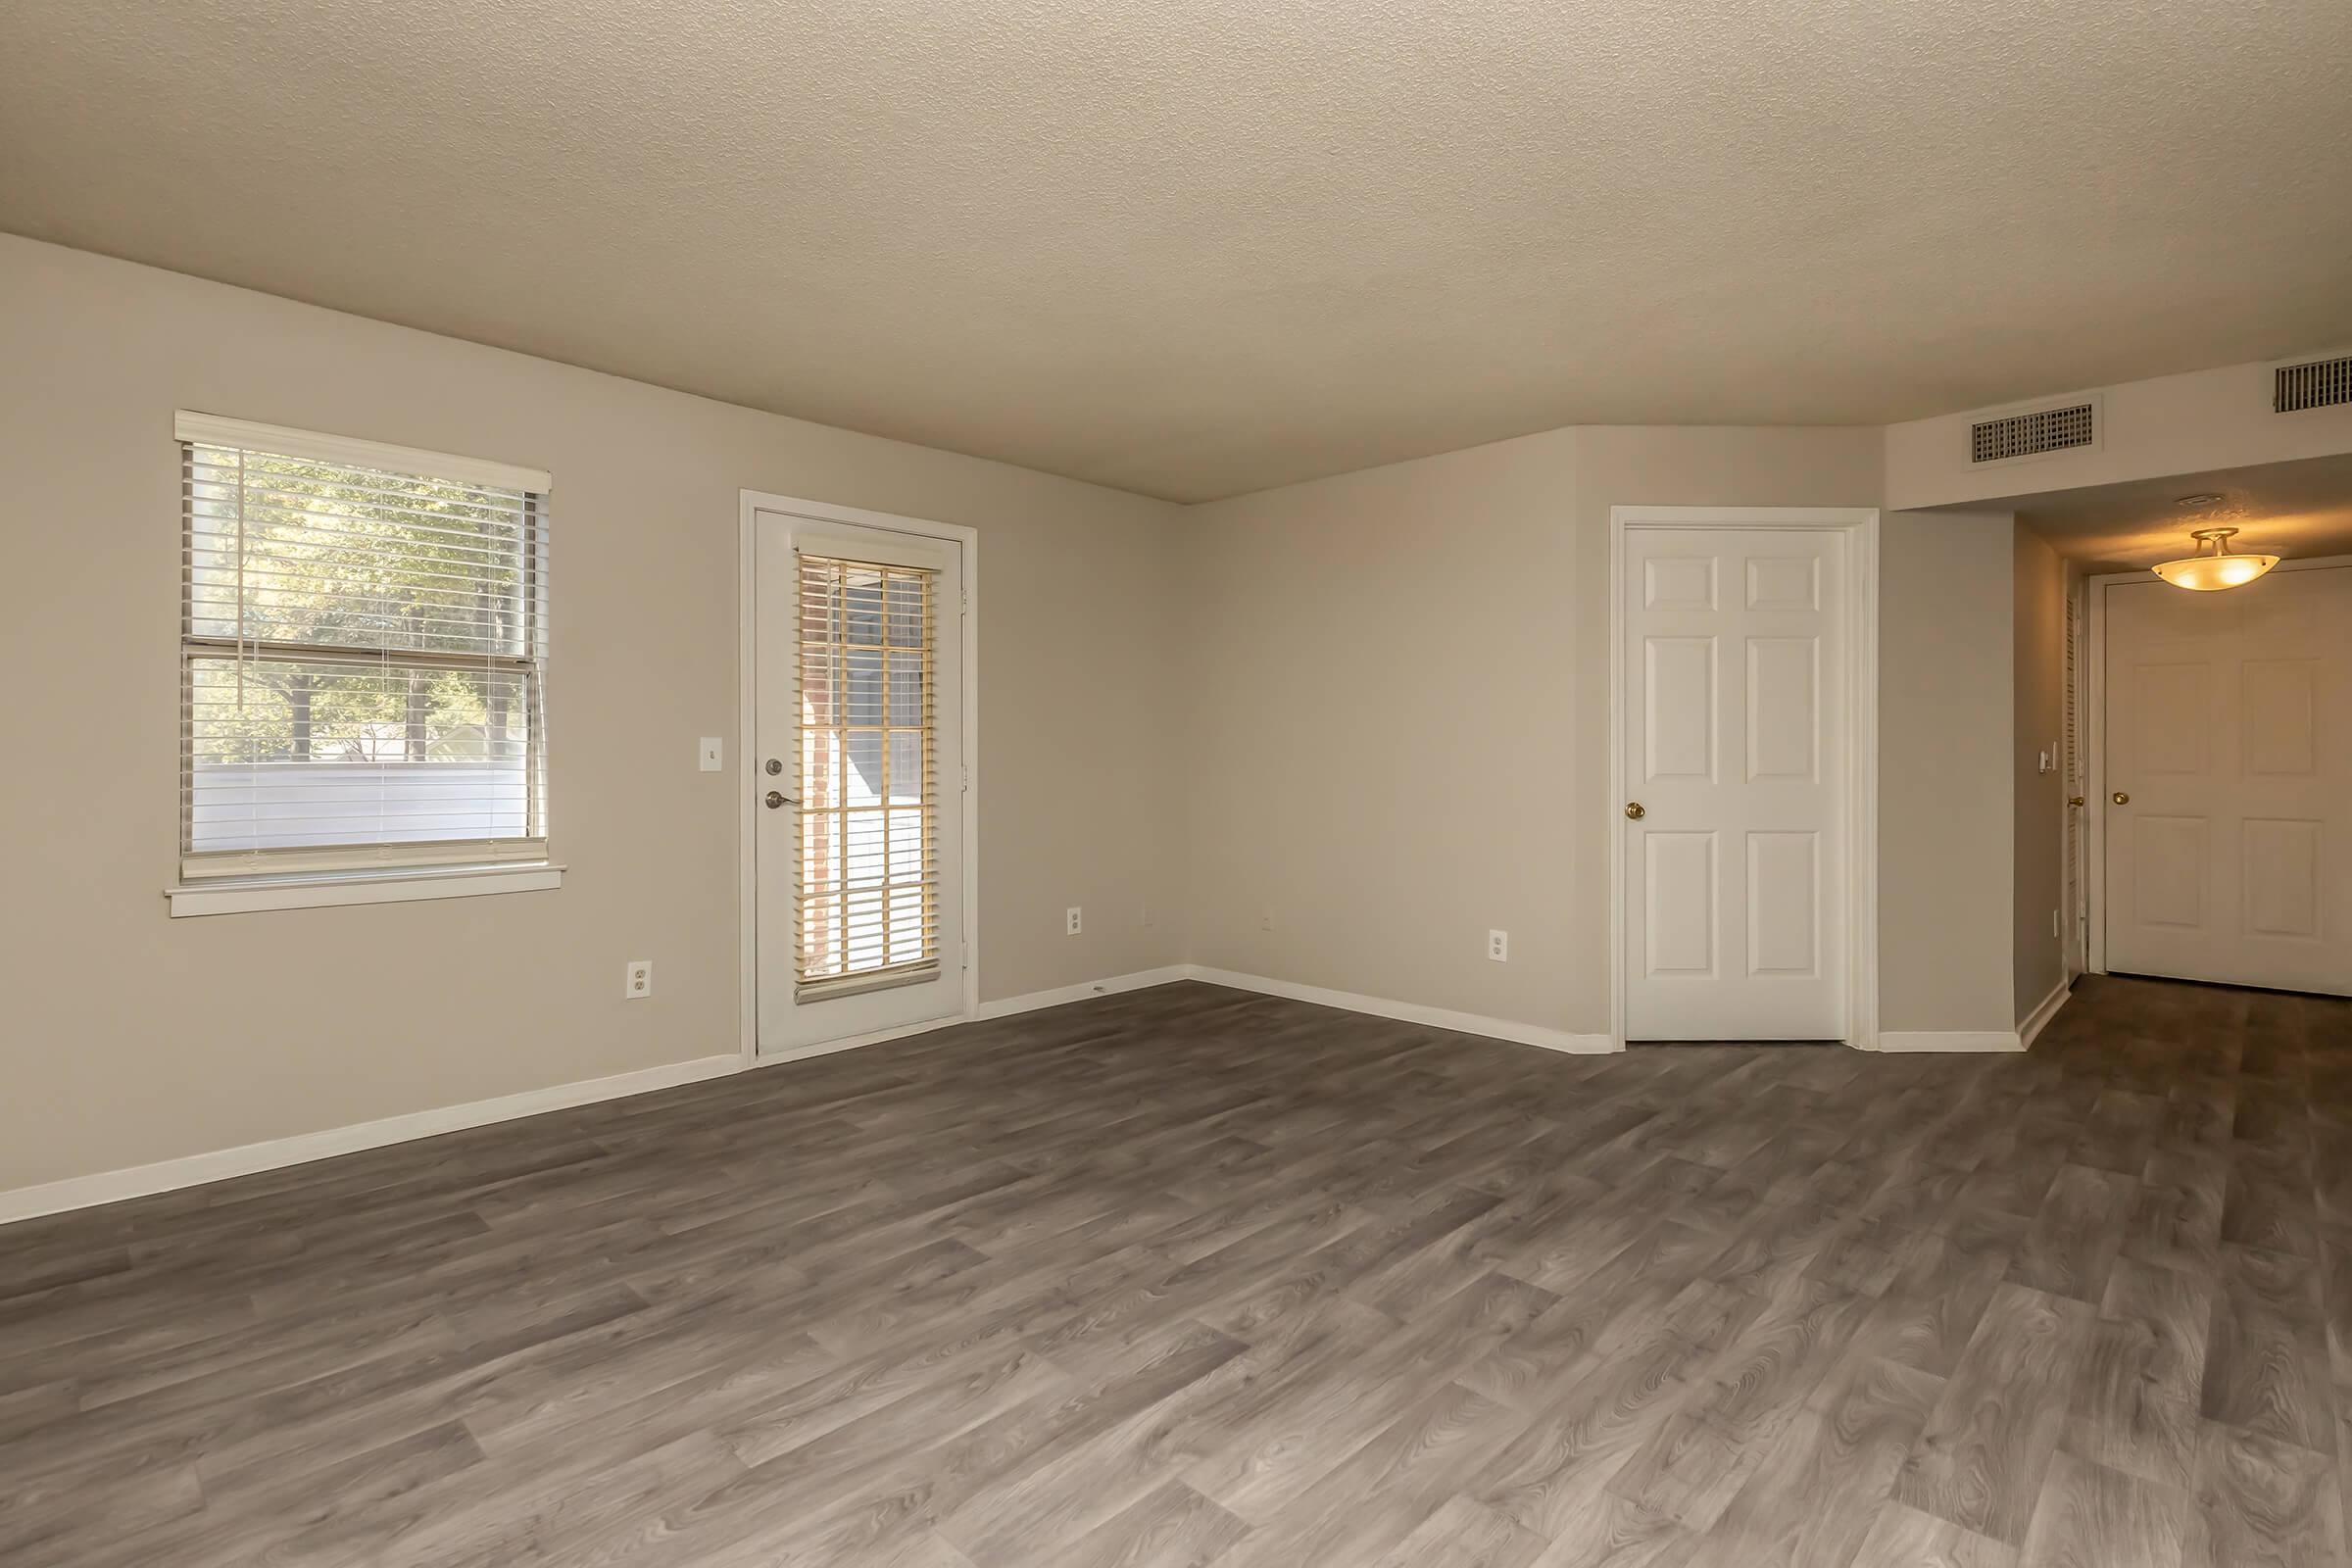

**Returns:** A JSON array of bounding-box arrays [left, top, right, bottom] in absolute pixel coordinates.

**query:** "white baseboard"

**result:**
[[1876, 1029, 2026, 1054], [1184, 966, 1616, 1054], [0, 1054, 742, 1227], [980, 964, 1616, 1054], [8, 956, 1904, 1225], [751, 1013, 969, 1065], [2017, 978, 2074, 1050], [0, 969, 1198, 1226], [972, 965, 1193, 1021]]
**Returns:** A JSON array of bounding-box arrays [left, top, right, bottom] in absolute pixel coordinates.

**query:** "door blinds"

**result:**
[[178, 416, 551, 879], [795, 553, 940, 991]]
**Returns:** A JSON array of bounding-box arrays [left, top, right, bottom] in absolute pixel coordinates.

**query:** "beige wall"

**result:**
[[1182, 430, 1585, 1030], [0, 236, 1189, 1194], [1183, 425, 1938, 1040], [1, 233, 2086, 1201], [1879, 510, 2018, 1035], [2012, 522, 2068, 1023]]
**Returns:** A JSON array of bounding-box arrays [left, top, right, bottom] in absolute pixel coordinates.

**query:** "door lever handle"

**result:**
[[764, 791, 798, 809]]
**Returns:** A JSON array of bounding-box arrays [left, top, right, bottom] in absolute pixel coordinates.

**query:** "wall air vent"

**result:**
[[2275, 353, 2352, 413], [1969, 402, 2097, 464]]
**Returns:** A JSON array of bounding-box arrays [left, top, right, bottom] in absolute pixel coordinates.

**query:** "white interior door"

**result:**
[[2103, 565, 2351, 996], [1623, 527, 1848, 1041], [757, 508, 966, 1054]]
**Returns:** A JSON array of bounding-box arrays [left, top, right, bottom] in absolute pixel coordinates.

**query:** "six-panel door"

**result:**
[[1623, 528, 1848, 1040], [2105, 566, 2351, 996]]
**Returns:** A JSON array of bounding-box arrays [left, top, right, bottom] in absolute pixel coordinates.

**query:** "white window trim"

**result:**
[[167, 861, 565, 918], [172, 412, 553, 494], [169, 412, 558, 913]]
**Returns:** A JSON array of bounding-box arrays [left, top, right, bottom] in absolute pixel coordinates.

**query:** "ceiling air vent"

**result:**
[[2275, 353, 2352, 413], [1970, 402, 2097, 464]]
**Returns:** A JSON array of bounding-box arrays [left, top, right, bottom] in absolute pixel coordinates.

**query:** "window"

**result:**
[[172, 414, 554, 909], [796, 552, 939, 988]]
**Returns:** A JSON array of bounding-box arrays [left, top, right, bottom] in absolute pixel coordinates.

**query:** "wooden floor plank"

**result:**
[[1893, 1282, 2098, 1544], [2060, 1254, 2211, 1490], [2014, 1448, 2186, 1568], [2202, 1243, 2337, 1453], [1847, 1500, 2019, 1568], [1682, 1351, 1943, 1568], [0, 973, 2341, 1566], [2180, 1420, 2346, 1568]]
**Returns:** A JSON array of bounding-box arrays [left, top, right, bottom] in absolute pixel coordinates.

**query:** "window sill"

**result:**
[[166, 862, 564, 918]]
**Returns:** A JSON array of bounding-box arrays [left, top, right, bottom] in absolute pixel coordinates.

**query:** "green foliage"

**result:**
[[187, 448, 536, 763]]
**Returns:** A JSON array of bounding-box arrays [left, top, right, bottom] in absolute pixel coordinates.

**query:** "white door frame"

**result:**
[[737, 489, 982, 1064], [2064, 575, 2088, 982], [2081, 552, 2352, 979], [1606, 506, 1882, 1051]]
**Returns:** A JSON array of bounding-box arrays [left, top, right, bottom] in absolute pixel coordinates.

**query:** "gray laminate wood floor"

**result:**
[[2, 975, 2347, 1566]]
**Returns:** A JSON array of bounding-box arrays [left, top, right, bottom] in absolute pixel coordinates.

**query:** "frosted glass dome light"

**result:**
[[2151, 527, 2279, 592]]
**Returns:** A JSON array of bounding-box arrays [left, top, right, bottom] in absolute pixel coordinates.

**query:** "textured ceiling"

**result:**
[[3, 2, 2350, 502], [2014, 452, 2352, 572]]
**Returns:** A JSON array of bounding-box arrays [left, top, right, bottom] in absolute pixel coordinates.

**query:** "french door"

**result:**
[[755, 506, 967, 1055], [1621, 524, 1852, 1041], [2101, 564, 2351, 995]]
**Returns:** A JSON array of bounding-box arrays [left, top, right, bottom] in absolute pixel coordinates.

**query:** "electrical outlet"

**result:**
[[1139, 902, 1153, 928], [623, 959, 654, 999], [1065, 906, 1083, 936], [1488, 929, 1509, 962], [699, 737, 723, 772], [1259, 906, 1273, 932]]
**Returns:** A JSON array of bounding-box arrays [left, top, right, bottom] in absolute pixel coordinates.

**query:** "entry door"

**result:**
[[2104, 565, 2351, 995], [1623, 527, 1848, 1040], [756, 509, 966, 1054]]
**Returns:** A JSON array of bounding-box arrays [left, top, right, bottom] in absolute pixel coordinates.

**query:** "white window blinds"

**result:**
[[177, 415, 552, 880], [796, 553, 939, 990]]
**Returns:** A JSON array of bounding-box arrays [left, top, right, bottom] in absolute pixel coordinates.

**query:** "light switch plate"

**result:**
[[699, 738, 723, 772]]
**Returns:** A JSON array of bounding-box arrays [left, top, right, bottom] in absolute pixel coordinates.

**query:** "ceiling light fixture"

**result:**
[[2151, 526, 2279, 591]]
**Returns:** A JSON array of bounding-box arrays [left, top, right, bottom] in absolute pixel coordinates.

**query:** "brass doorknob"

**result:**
[[2068, 796, 2085, 808], [1624, 802, 1645, 820], [2112, 791, 2130, 806]]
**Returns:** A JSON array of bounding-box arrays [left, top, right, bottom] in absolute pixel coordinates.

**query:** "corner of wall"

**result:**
[[1878, 508, 2019, 1035], [2011, 522, 2069, 1028]]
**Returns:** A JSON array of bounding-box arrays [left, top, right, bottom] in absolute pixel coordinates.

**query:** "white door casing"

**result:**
[[749, 502, 973, 1057], [1619, 522, 1855, 1041], [2100, 564, 2352, 997], [2064, 583, 2088, 980]]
